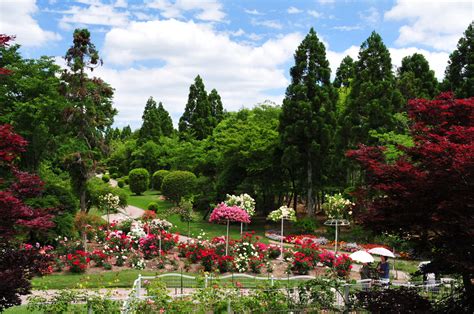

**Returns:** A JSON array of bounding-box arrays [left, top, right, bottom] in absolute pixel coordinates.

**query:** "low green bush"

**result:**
[[101, 174, 110, 183], [128, 168, 150, 195], [147, 202, 159, 212], [117, 180, 125, 188], [124, 176, 129, 184], [111, 173, 119, 179], [152, 170, 169, 190], [293, 218, 319, 234]]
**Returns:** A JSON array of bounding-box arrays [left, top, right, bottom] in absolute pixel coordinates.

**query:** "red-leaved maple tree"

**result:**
[[348, 92, 473, 299], [0, 34, 55, 311]]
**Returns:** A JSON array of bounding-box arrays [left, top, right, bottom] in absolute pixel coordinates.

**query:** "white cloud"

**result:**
[[244, 9, 263, 15], [385, 0, 472, 51], [333, 25, 362, 31], [0, 0, 61, 47], [308, 10, 322, 19], [59, 2, 129, 30], [287, 6, 303, 14], [99, 19, 302, 127], [146, 0, 225, 22], [114, 0, 127, 8], [317, 0, 335, 4], [251, 19, 283, 30], [359, 7, 380, 26]]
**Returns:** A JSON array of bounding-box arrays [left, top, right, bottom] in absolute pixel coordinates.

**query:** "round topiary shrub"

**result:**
[[161, 170, 197, 205], [111, 173, 119, 179], [102, 174, 110, 183], [123, 176, 129, 185], [117, 180, 125, 188], [147, 202, 159, 212], [152, 170, 169, 190], [128, 168, 150, 195]]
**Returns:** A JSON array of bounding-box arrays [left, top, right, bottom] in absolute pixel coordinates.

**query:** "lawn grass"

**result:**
[[32, 269, 161, 290], [121, 186, 269, 242]]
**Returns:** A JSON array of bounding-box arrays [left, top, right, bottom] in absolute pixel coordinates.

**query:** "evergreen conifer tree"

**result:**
[[443, 22, 474, 98], [334, 56, 355, 88], [279, 28, 337, 216], [138, 96, 161, 144], [208, 88, 225, 127], [157, 102, 174, 137], [341, 31, 403, 149], [397, 53, 439, 100], [179, 75, 213, 140]]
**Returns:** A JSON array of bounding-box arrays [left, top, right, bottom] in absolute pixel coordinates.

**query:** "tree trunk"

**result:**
[[80, 188, 87, 212], [307, 155, 314, 216], [462, 273, 474, 305]]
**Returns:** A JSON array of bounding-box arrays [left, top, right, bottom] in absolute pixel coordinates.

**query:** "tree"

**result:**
[[179, 75, 213, 140], [333, 56, 355, 88], [157, 102, 174, 137], [131, 140, 161, 174], [161, 170, 197, 205], [61, 29, 116, 212], [152, 169, 169, 190], [279, 28, 337, 216], [443, 22, 474, 98], [342, 32, 403, 148], [128, 168, 150, 195], [347, 93, 474, 304], [397, 53, 439, 100], [208, 88, 225, 126], [138, 97, 161, 143]]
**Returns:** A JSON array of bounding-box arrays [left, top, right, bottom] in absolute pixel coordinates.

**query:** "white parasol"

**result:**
[[349, 250, 375, 263], [368, 247, 395, 258]]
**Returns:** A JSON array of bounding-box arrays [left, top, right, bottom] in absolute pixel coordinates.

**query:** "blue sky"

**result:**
[[1, 0, 472, 128]]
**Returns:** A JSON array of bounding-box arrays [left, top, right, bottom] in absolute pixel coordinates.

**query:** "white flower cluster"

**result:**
[[131, 258, 146, 270], [267, 206, 296, 222], [149, 218, 173, 231], [128, 222, 146, 242], [99, 193, 120, 210], [233, 242, 259, 273], [322, 193, 354, 219], [225, 193, 256, 217]]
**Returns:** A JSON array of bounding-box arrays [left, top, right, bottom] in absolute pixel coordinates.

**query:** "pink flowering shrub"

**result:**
[[209, 203, 251, 224]]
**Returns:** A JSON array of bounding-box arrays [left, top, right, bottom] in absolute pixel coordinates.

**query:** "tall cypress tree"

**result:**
[[443, 22, 474, 98], [333, 56, 355, 88], [179, 75, 214, 140], [208, 88, 224, 127], [279, 28, 337, 216], [397, 53, 439, 100], [157, 102, 174, 137], [341, 31, 403, 149], [138, 96, 161, 144]]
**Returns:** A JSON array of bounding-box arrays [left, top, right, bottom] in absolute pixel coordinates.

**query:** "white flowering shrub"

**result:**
[[322, 193, 354, 219], [99, 193, 121, 212], [267, 206, 296, 222], [225, 193, 256, 217]]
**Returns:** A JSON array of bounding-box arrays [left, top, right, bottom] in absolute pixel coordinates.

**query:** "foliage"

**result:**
[[128, 168, 150, 195], [151, 169, 169, 190], [356, 287, 432, 313], [348, 93, 474, 298], [444, 22, 474, 98], [293, 218, 319, 234], [138, 97, 173, 144], [334, 55, 355, 88], [161, 170, 197, 205], [147, 201, 159, 212], [297, 277, 338, 311], [85, 177, 127, 211], [267, 205, 296, 222], [117, 179, 125, 188], [101, 174, 110, 183]]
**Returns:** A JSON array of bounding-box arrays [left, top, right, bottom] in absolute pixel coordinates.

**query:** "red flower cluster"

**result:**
[[90, 250, 109, 267], [65, 250, 90, 273]]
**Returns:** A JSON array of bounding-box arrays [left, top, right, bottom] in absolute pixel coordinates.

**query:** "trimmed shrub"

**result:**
[[102, 174, 110, 183], [86, 177, 128, 210], [147, 202, 159, 212], [123, 176, 129, 185], [152, 170, 169, 190], [117, 180, 125, 188], [294, 218, 319, 234], [161, 171, 197, 205], [111, 173, 119, 179], [128, 168, 150, 195]]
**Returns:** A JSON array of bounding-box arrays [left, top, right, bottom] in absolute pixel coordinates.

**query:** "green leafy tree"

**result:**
[[179, 75, 213, 140], [61, 29, 116, 211], [341, 31, 403, 149], [333, 55, 355, 88], [121, 125, 132, 139], [161, 171, 197, 205], [131, 140, 161, 174], [279, 28, 337, 216], [152, 169, 169, 190], [443, 22, 474, 98], [128, 168, 150, 195], [397, 53, 439, 100]]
